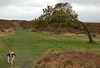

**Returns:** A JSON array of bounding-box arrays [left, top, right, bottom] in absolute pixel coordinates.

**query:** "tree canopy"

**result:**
[[34, 2, 81, 29]]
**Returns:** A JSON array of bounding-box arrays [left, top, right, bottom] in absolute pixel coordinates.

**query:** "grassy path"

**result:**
[[0, 30, 44, 68], [0, 30, 100, 68]]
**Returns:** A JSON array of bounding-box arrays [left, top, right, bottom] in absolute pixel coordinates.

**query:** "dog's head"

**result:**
[[9, 51, 14, 54], [7, 51, 15, 57]]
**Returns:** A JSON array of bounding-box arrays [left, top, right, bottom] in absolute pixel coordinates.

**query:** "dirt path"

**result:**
[[21, 60, 32, 68], [13, 22, 22, 30]]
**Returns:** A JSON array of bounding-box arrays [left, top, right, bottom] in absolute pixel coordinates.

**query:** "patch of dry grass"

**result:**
[[38, 32, 100, 42], [90, 48, 100, 51], [61, 33, 100, 41], [60, 33, 76, 37], [0, 28, 15, 37]]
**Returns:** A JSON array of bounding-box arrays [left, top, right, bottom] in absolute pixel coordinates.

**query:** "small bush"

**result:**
[[34, 19, 48, 28], [34, 50, 100, 68]]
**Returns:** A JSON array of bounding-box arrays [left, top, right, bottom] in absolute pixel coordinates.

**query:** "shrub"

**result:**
[[34, 19, 48, 28]]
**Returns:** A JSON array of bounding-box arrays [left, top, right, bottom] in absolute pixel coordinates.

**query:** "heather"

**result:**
[[34, 50, 100, 68]]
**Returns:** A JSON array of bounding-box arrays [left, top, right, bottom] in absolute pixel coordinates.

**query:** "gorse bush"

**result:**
[[34, 50, 100, 68]]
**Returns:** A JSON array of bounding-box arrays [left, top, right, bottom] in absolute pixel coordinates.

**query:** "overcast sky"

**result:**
[[0, 0, 100, 22]]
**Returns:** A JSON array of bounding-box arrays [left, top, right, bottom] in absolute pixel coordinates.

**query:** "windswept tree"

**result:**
[[34, 2, 94, 43], [34, 2, 80, 28]]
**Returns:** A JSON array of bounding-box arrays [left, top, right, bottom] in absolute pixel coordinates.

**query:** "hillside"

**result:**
[[0, 19, 100, 68], [0, 29, 100, 68], [0, 19, 100, 34]]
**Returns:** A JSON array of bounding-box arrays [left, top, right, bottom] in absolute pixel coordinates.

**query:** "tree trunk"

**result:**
[[80, 22, 94, 43]]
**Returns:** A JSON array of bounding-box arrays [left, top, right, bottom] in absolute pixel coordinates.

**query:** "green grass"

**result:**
[[0, 30, 100, 68]]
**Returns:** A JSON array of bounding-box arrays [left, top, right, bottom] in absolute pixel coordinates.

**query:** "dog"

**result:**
[[7, 51, 16, 65]]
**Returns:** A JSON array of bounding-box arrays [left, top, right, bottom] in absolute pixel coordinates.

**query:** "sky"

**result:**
[[0, 0, 100, 22]]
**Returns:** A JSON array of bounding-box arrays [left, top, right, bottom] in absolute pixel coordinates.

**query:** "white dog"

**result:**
[[7, 51, 16, 65]]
